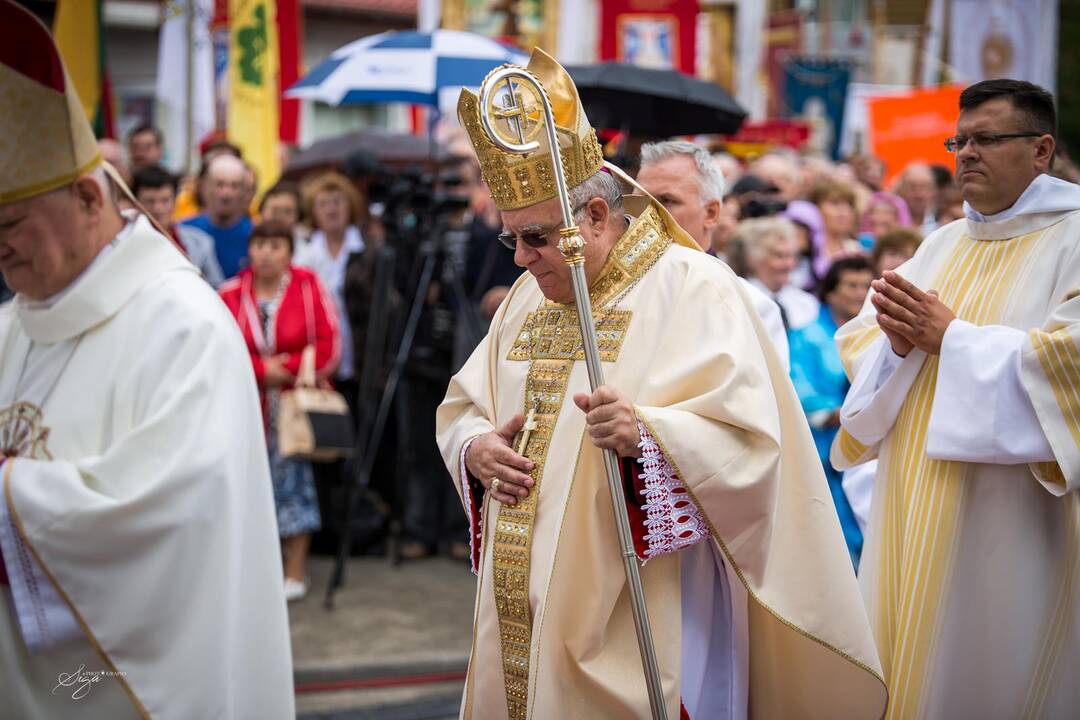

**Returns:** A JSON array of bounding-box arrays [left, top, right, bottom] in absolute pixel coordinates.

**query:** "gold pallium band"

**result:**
[[492, 206, 671, 719]]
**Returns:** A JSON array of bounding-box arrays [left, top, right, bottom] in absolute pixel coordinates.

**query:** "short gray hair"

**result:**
[[568, 169, 623, 223], [639, 140, 726, 201], [734, 217, 797, 262]]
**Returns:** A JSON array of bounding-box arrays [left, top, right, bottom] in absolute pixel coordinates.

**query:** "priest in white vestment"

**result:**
[[833, 79, 1080, 719], [436, 49, 886, 720], [0, 3, 293, 717]]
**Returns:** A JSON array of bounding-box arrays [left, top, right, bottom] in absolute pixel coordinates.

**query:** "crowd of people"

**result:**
[[59, 82, 1080, 599], [3, 7, 1078, 714]]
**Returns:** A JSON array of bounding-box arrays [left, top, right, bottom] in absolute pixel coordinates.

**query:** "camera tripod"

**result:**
[[324, 222, 486, 609]]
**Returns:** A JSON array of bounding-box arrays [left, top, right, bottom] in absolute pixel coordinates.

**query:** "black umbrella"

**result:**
[[566, 62, 747, 138]]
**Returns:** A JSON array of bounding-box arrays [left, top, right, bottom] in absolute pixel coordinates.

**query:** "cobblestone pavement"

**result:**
[[290, 554, 476, 719]]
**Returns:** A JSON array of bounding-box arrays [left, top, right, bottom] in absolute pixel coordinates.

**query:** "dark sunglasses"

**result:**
[[497, 201, 590, 250], [498, 222, 562, 250]]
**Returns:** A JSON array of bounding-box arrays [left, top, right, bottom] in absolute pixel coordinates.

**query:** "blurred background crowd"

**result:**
[[5, 0, 1077, 599]]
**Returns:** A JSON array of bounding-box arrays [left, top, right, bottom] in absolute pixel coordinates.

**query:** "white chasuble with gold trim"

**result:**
[[834, 176, 1080, 720], [0, 216, 294, 719], [437, 204, 886, 719]]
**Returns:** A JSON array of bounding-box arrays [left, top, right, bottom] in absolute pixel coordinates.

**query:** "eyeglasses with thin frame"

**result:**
[[497, 201, 590, 250], [943, 132, 1043, 153]]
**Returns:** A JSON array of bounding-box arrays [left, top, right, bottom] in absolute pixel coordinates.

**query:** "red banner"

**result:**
[[599, 0, 698, 75], [276, 0, 301, 144], [720, 119, 810, 159]]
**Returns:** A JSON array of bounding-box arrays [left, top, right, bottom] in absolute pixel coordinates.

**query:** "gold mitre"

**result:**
[[458, 48, 604, 211], [0, 0, 101, 205]]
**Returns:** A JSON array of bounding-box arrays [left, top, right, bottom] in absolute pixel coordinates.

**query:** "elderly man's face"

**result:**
[[503, 194, 611, 304], [0, 180, 103, 300], [636, 155, 718, 250], [128, 130, 162, 169], [897, 164, 935, 221], [204, 166, 246, 223]]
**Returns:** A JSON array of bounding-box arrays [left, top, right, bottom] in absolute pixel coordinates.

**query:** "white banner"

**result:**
[[948, 0, 1058, 92], [156, 0, 216, 173]]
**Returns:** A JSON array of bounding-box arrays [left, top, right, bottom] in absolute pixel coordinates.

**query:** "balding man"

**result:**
[[637, 140, 791, 368], [749, 150, 803, 202], [180, 154, 253, 278], [894, 161, 938, 235]]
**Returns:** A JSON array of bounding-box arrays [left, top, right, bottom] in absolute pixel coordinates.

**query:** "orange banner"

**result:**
[[867, 85, 963, 183]]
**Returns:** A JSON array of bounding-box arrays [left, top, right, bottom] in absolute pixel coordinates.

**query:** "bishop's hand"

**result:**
[[465, 413, 535, 506], [574, 385, 642, 458]]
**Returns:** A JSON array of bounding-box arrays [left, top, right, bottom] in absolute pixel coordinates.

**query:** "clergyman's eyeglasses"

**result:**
[[943, 132, 1042, 153], [497, 222, 563, 250], [497, 201, 591, 250]]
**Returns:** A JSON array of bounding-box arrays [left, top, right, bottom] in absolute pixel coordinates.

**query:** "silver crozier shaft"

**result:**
[[479, 66, 668, 720]]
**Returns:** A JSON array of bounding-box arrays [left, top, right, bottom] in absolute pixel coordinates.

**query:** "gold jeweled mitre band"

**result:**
[[457, 48, 604, 212]]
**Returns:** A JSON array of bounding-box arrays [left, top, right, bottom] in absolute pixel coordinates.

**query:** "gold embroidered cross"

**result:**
[[516, 400, 540, 456]]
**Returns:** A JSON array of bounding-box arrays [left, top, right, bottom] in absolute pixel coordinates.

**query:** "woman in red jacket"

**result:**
[[220, 220, 341, 601]]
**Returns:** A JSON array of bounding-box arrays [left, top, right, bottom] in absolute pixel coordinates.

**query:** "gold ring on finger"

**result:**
[[491, 477, 501, 493]]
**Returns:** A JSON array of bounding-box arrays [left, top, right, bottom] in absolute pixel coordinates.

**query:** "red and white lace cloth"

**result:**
[[634, 420, 708, 560], [456, 419, 708, 572]]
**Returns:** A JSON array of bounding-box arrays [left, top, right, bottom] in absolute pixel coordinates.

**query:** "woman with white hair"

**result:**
[[738, 216, 819, 331]]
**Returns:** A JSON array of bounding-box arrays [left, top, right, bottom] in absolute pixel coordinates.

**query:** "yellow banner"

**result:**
[[53, 0, 101, 123], [228, 0, 280, 198]]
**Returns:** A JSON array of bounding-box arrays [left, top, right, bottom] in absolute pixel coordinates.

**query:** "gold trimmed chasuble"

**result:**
[[437, 203, 886, 719]]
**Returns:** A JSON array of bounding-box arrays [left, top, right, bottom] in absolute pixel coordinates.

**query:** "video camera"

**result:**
[[343, 150, 471, 244]]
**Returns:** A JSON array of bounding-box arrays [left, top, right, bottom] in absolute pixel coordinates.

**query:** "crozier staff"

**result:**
[[436, 48, 886, 720]]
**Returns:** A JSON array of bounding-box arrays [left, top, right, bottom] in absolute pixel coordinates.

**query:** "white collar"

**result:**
[[310, 225, 364, 257], [963, 174, 1080, 239], [22, 216, 138, 310]]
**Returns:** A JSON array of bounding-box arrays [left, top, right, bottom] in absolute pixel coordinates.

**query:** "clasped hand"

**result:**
[[870, 271, 956, 356], [464, 385, 641, 505]]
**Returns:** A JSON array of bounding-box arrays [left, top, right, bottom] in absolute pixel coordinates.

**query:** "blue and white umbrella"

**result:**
[[286, 30, 528, 115]]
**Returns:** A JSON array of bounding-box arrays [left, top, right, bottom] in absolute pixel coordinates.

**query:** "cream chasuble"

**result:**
[[833, 174, 1080, 719], [437, 203, 886, 719], [0, 216, 294, 718]]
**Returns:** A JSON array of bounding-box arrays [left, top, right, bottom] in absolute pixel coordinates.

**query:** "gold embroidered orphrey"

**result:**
[[491, 204, 672, 719], [0, 402, 53, 460]]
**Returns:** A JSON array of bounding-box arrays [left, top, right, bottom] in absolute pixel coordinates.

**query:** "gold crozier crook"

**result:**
[[478, 65, 669, 720]]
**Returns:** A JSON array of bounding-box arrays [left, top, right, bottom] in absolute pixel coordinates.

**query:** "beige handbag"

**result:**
[[278, 345, 355, 462]]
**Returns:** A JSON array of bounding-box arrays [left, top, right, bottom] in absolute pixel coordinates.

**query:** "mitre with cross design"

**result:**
[[457, 48, 605, 212]]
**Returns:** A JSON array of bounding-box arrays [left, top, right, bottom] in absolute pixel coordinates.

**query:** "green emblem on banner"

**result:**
[[237, 5, 268, 86]]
